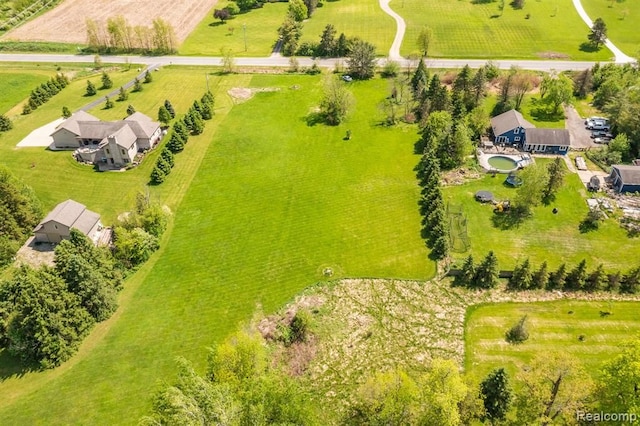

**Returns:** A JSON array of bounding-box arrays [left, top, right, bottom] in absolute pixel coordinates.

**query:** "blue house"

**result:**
[[609, 165, 640, 193], [490, 109, 535, 145], [523, 128, 570, 155]]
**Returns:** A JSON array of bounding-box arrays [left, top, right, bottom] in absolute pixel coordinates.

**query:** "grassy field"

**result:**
[[180, 1, 288, 56], [298, 0, 395, 56], [0, 72, 434, 423], [0, 69, 53, 114], [582, 0, 640, 58], [443, 161, 636, 270], [397, 0, 612, 60], [465, 300, 640, 380]]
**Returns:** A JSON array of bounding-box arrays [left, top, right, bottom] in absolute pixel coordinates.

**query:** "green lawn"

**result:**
[[397, 0, 612, 60], [465, 300, 640, 380], [582, 0, 640, 58], [444, 162, 636, 270], [179, 2, 288, 56], [299, 0, 395, 56], [0, 69, 53, 114], [0, 73, 434, 423]]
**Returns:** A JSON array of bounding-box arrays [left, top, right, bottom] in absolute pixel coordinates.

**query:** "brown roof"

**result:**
[[52, 111, 100, 136], [491, 109, 535, 137], [611, 165, 640, 185], [524, 128, 570, 147], [35, 199, 101, 235]]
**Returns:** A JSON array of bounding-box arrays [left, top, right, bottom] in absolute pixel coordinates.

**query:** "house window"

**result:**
[[560, 146, 567, 151], [121, 149, 126, 155], [110, 158, 114, 164], [514, 136, 521, 142], [514, 127, 520, 134], [54, 224, 58, 229], [106, 148, 110, 154], [124, 158, 130, 163]]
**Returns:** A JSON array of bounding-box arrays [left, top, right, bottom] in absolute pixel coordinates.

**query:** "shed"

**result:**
[[609, 165, 640, 193], [34, 199, 102, 243]]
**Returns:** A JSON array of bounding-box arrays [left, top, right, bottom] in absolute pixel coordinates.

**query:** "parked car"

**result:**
[[342, 75, 352, 82], [594, 137, 606, 144], [591, 131, 607, 138], [587, 119, 610, 130]]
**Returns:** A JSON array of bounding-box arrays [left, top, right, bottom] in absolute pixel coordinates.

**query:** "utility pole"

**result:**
[[243, 24, 247, 52]]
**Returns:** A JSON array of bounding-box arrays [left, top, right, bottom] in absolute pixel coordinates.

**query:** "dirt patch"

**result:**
[[15, 236, 55, 268], [2, 0, 217, 44], [537, 51, 570, 60], [442, 168, 482, 186], [227, 87, 281, 103]]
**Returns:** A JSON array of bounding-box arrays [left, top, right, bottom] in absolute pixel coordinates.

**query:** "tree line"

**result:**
[[0, 194, 169, 368], [85, 16, 177, 54], [151, 92, 214, 185], [21, 73, 69, 115]]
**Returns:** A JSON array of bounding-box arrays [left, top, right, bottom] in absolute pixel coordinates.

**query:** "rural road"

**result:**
[[0, 53, 607, 72], [379, 0, 406, 60]]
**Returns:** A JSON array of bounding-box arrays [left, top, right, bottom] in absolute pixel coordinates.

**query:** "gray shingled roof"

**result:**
[[52, 111, 159, 141], [612, 165, 640, 185], [97, 125, 137, 149], [491, 109, 535, 137], [77, 121, 127, 140], [124, 112, 159, 139], [35, 199, 101, 235], [52, 111, 100, 136], [524, 128, 570, 147]]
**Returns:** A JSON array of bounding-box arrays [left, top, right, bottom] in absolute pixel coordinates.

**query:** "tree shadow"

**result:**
[[413, 138, 425, 155], [489, 14, 501, 19], [209, 21, 226, 27], [303, 112, 324, 127], [0, 349, 38, 381], [579, 42, 600, 53], [491, 211, 525, 230], [579, 219, 599, 233]]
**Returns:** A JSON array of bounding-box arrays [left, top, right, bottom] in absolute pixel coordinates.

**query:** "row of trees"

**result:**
[[0, 167, 42, 267], [151, 93, 214, 184], [416, 146, 449, 260], [22, 73, 69, 115], [85, 16, 177, 54]]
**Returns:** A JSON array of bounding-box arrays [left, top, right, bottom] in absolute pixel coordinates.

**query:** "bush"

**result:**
[[296, 41, 318, 57], [381, 60, 400, 78], [505, 315, 529, 344]]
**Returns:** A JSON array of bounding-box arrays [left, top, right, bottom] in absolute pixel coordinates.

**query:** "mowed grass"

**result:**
[[0, 69, 53, 114], [299, 0, 395, 56], [397, 0, 612, 60], [0, 73, 434, 424], [443, 161, 636, 270], [465, 300, 640, 380], [582, 0, 640, 57], [179, 2, 288, 56]]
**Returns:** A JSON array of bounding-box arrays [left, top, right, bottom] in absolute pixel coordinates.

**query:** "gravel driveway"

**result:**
[[565, 105, 596, 150]]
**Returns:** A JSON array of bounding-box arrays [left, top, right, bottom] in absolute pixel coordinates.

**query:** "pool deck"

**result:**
[[477, 150, 534, 173]]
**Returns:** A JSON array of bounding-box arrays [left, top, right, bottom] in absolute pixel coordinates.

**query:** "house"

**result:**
[[523, 128, 570, 155], [490, 109, 535, 145], [51, 111, 162, 169], [609, 165, 640, 193], [34, 199, 102, 244]]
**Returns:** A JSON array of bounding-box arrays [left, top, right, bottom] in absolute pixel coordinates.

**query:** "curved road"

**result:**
[[572, 0, 634, 63], [379, 0, 405, 60]]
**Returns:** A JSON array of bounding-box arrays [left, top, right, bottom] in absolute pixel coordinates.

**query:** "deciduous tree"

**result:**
[[347, 40, 377, 80], [416, 26, 433, 58], [319, 76, 354, 125]]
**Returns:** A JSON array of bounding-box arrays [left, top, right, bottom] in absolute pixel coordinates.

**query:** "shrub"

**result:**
[[505, 315, 529, 344]]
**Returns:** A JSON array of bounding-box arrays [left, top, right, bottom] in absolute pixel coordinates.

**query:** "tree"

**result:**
[[288, 0, 307, 22], [573, 68, 592, 99], [303, 0, 318, 17], [234, 0, 257, 12], [514, 163, 549, 216], [213, 8, 231, 23], [132, 77, 143, 92], [164, 99, 176, 118], [318, 24, 337, 57], [347, 40, 377, 80], [0, 114, 12, 132], [104, 96, 114, 109], [514, 352, 593, 424], [278, 16, 302, 57], [101, 72, 113, 89], [319, 76, 354, 125], [221, 48, 236, 73], [531, 261, 549, 289], [588, 17, 608, 49], [506, 315, 529, 344], [511, 69, 533, 110], [112, 227, 159, 267], [547, 263, 567, 290], [173, 120, 189, 142], [585, 264, 607, 292], [224, 2, 240, 16], [474, 251, 499, 289], [471, 67, 487, 108], [620, 266, 640, 294], [410, 58, 428, 99], [416, 26, 433, 58], [541, 73, 574, 113], [144, 70, 153, 84], [157, 106, 172, 126], [598, 339, 640, 417], [117, 86, 128, 102], [126, 104, 136, 116], [508, 258, 533, 290], [417, 359, 468, 425], [86, 80, 97, 96], [564, 259, 588, 290], [543, 157, 565, 203], [480, 368, 512, 424], [455, 255, 475, 287], [62, 106, 72, 118], [609, 133, 631, 161]]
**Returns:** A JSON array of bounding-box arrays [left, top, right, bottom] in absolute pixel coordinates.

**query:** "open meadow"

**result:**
[[443, 162, 637, 271], [582, 0, 640, 58], [465, 300, 640, 380], [396, 0, 612, 60], [0, 71, 434, 423], [0, 67, 53, 114]]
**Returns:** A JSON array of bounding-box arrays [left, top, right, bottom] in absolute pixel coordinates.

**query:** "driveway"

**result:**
[[16, 117, 63, 148], [565, 105, 595, 150]]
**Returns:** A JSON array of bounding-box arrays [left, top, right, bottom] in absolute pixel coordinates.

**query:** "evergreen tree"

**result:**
[[132, 77, 143, 92], [547, 263, 567, 290], [101, 72, 113, 89], [474, 251, 499, 289], [160, 148, 175, 168], [22, 103, 32, 115], [318, 24, 337, 57], [0, 114, 13, 132], [173, 121, 189, 142], [588, 17, 607, 49], [508, 258, 532, 290], [164, 99, 176, 118], [166, 132, 185, 153], [565, 259, 588, 291], [543, 157, 565, 203], [200, 102, 213, 120], [531, 261, 549, 289], [335, 33, 349, 57], [201, 91, 214, 107], [86, 80, 97, 96], [150, 166, 166, 184], [411, 59, 429, 99], [190, 111, 205, 135], [607, 271, 622, 292], [480, 368, 512, 423], [620, 267, 640, 294], [455, 255, 475, 287], [157, 106, 172, 126], [117, 87, 128, 101], [104, 96, 114, 109], [62, 106, 72, 118], [155, 156, 171, 175], [192, 100, 203, 115], [126, 104, 136, 116], [585, 264, 607, 292], [144, 70, 153, 83]]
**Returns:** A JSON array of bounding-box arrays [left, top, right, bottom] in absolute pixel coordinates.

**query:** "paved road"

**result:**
[[379, 0, 405, 60], [0, 53, 609, 71]]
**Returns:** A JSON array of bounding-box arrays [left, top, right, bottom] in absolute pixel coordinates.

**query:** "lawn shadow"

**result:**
[[0, 349, 38, 382], [529, 99, 564, 123], [209, 21, 225, 27], [579, 42, 600, 53], [413, 138, 425, 155], [491, 211, 525, 230], [303, 112, 324, 127]]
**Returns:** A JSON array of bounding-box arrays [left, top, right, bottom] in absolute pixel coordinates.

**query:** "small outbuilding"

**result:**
[[609, 165, 640, 193], [34, 199, 102, 243], [588, 175, 601, 191], [475, 190, 494, 203]]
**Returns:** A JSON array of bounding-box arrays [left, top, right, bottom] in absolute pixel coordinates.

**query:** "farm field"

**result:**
[[396, 0, 612, 60], [443, 163, 636, 271], [582, 0, 640, 58], [2, 0, 216, 44], [0, 73, 434, 424], [465, 300, 640, 380], [180, 1, 288, 57]]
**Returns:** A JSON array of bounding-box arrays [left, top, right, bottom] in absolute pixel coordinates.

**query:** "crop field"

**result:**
[[180, 1, 288, 57], [582, 0, 640, 58], [397, 0, 612, 60], [0, 72, 434, 423], [465, 300, 640, 379], [443, 163, 637, 271], [2, 0, 216, 44]]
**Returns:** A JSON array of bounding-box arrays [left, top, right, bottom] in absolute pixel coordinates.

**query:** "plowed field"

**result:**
[[2, 0, 216, 44]]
